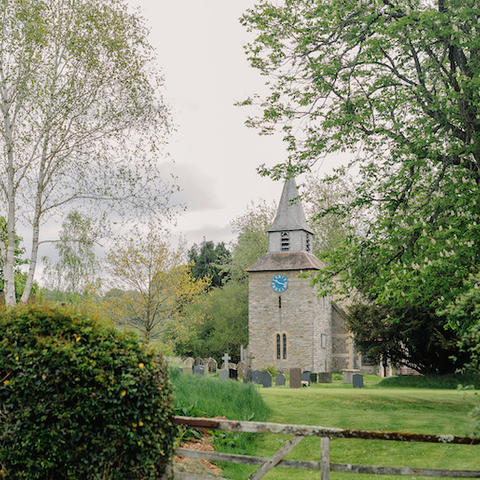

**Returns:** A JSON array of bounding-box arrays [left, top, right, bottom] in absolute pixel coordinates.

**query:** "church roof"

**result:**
[[246, 252, 325, 272], [267, 177, 313, 234]]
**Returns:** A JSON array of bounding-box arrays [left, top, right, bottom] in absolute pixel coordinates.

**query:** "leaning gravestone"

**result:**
[[243, 368, 252, 384], [193, 365, 205, 376], [290, 368, 302, 388], [219, 369, 229, 381], [229, 369, 238, 380], [353, 373, 364, 389], [252, 370, 263, 385], [275, 372, 286, 387], [318, 372, 332, 383], [301, 371, 311, 384], [261, 370, 272, 388], [184, 357, 194, 372], [237, 361, 247, 378]]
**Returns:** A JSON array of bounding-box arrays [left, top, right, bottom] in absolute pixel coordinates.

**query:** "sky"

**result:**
[[32, 0, 349, 277]]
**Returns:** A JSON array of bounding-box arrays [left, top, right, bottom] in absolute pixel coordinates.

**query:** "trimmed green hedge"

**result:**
[[0, 305, 176, 479]]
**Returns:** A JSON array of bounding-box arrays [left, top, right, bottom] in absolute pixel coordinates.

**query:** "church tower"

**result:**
[[246, 177, 333, 373]]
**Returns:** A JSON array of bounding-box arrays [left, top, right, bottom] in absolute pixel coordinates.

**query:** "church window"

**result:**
[[321, 334, 327, 348], [279, 296, 281, 309], [281, 232, 290, 251], [283, 333, 287, 359], [306, 234, 311, 252], [276, 334, 281, 360]]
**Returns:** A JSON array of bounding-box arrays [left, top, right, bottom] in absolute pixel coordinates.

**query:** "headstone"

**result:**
[[206, 358, 217, 373], [310, 373, 318, 384], [252, 370, 263, 385], [177, 367, 183, 374], [243, 368, 252, 384], [184, 357, 194, 372], [275, 372, 286, 386], [229, 369, 238, 380], [353, 373, 364, 389], [318, 372, 332, 383], [237, 361, 247, 378], [193, 365, 205, 376], [342, 369, 360, 384], [195, 357, 204, 366], [228, 363, 237, 370], [261, 370, 272, 388], [290, 368, 302, 388], [301, 371, 311, 384], [222, 353, 231, 370], [219, 369, 229, 381]]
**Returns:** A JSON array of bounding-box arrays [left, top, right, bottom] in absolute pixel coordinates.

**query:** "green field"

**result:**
[[221, 377, 480, 480]]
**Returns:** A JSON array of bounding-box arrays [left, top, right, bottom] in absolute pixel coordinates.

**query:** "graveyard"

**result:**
[[172, 360, 480, 479]]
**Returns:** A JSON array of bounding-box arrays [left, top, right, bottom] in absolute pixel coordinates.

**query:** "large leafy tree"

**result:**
[[0, 0, 173, 306], [242, 0, 480, 333], [102, 225, 210, 341]]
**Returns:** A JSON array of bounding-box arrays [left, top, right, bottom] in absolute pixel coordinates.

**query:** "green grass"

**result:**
[[378, 373, 480, 390]]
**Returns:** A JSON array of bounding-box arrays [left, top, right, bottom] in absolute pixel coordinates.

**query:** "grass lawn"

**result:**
[[223, 376, 480, 480]]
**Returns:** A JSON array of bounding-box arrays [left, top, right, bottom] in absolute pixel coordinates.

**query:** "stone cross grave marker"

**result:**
[[275, 372, 286, 386], [290, 368, 302, 388], [222, 353, 231, 370]]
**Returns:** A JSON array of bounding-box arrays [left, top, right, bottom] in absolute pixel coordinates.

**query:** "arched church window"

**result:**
[[281, 232, 290, 251], [276, 334, 281, 360], [306, 234, 311, 253], [283, 333, 287, 359]]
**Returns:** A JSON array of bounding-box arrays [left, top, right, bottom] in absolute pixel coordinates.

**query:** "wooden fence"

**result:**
[[165, 415, 480, 480]]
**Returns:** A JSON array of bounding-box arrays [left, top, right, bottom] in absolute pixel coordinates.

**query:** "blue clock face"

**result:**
[[271, 274, 288, 293]]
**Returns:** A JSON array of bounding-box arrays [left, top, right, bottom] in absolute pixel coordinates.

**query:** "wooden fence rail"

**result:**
[[166, 416, 480, 480]]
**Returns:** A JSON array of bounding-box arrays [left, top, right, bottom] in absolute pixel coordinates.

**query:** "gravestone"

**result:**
[[206, 358, 217, 373], [318, 372, 332, 383], [193, 365, 205, 376], [237, 361, 247, 378], [184, 357, 194, 372], [261, 370, 272, 388], [252, 370, 263, 385], [195, 357, 204, 366], [310, 373, 318, 384], [229, 369, 238, 380], [243, 368, 252, 384], [222, 353, 231, 370], [342, 369, 360, 384], [275, 372, 286, 386], [290, 368, 302, 388], [301, 371, 311, 384], [177, 367, 183, 374], [353, 373, 364, 389], [228, 363, 237, 370], [219, 369, 229, 381]]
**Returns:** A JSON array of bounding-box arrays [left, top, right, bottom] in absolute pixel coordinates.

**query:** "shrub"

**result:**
[[0, 304, 176, 479], [261, 365, 278, 379]]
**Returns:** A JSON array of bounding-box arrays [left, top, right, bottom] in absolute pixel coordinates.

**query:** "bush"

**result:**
[[378, 373, 480, 389], [0, 304, 176, 479]]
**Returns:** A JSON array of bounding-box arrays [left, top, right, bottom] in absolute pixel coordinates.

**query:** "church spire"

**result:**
[[268, 177, 313, 234]]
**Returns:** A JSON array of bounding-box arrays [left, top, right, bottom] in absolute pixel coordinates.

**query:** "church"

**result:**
[[246, 177, 379, 375]]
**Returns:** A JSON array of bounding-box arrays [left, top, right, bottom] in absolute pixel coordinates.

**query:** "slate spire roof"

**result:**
[[267, 176, 313, 234]]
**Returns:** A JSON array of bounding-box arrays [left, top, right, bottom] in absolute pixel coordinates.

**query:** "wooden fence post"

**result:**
[[321, 436, 330, 480]]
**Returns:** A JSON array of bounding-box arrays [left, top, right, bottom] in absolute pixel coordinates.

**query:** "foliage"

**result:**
[[458, 322, 480, 373], [225, 199, 277, 283], [188, 239, 231, 289], [261, 365, 279, 379], [172, 282, 248, 363], [0, 0, 174, 306], [241, 0, 480, 333], [102, 225, 210, 341], [42, 210, 101, 305], [378, 374, 480, 390], [347, 302, 467, 375], [0, 304, 176, 479]]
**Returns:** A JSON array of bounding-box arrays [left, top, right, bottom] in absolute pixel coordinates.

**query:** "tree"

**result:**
[[241, 0, 480, 332], [173, 282, 249, 363], [42, 210, 100, 304], [102, 225, 210, 341], [225, 199, 277, 282], [188, 239, 231, 289], [0, 0, 173, 306]]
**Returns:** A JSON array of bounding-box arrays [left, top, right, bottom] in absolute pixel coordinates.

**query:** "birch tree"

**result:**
[[0, 0, 173, 305]]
